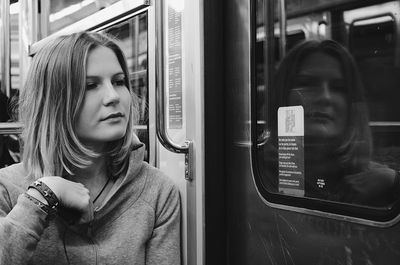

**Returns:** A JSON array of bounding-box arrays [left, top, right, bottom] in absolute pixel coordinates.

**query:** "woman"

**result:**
[[0, 32, 180, 264], [263, 39, 399, 206]]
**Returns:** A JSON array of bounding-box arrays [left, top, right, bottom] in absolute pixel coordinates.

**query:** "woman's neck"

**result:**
[[74, 156, 108, 188]]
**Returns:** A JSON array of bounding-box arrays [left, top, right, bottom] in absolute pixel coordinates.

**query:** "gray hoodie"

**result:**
[[0, 145, 181, 265]]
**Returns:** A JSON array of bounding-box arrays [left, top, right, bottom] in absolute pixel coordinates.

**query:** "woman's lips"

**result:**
[[305, 111, 334, 121], [101, 112, 124, 121]]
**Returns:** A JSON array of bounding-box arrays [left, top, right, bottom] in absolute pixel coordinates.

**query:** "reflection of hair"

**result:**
[[20, 32, 139, 179], [272, 40, 371, 172]]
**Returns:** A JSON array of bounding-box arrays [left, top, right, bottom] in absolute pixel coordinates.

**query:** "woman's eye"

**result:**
[[86, 83, 98, 90], [112, 79, 126, 87], [330, 82, 346, 93]]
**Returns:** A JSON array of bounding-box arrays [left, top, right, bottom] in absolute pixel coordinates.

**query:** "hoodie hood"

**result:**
[[61, 143, 147, 229]]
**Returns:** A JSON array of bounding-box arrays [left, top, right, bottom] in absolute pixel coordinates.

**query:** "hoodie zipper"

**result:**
[[88, 221, 98, 265]]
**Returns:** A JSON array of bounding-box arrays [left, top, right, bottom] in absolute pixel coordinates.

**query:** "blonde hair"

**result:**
[[20, 32, 139, 179]]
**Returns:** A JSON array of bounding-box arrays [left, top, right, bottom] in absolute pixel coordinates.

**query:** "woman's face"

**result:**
[[288, 52, 348, 140], [75, 46, 131, 149]]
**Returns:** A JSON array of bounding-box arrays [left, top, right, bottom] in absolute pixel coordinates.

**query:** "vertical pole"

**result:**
[[1, 0, 11, 97], [40, 0, 50, 38]]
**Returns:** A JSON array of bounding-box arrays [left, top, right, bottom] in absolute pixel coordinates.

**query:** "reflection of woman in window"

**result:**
[[265, 39, 399, 207]]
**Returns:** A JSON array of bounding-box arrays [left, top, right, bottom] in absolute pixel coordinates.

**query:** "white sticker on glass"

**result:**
[[278, 106, 305, 196]]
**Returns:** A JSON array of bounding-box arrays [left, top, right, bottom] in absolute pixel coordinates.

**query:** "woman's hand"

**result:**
[[27, 176, 90, 212]]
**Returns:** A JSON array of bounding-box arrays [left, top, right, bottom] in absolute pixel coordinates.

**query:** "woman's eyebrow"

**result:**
[[295, 73, 314, 77], [294, 74, 314, 80], [112, 72, 126, 78], [85, 76, 101, 81], [86, 72, 125, 79]]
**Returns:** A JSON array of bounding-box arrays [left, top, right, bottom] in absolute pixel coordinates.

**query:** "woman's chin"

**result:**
[[305, 122, 343, 140]]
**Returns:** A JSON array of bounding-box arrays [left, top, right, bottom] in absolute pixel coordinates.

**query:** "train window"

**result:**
[[10, 3, 20, 100], [0, 94, 20, 169], [0, 1, 21, 110], [274, 30, 306, 61], [102, 12, 149, 160], [0, 1, 21, 169], [47, 0, 120, 34], [253, 0, 400, 223]]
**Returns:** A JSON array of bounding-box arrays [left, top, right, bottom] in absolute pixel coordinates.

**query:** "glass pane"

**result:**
[[10, 1, 19, 118], [102, 12, 149, 160], [0, 1, 21, 169], [0, 133, 20, 168], [255, 0, 400, 209], [48, 0, 120, 34]]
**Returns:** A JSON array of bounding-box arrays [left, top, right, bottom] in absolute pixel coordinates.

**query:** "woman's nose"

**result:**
[[103, 81, 120, 105], [317, 82, 332, 100]]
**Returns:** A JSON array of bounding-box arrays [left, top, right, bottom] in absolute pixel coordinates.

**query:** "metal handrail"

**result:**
[[1, 0, 10, 97], [278, 0, 287, 58], [0, 122, 23, 135], [257, 0, 276, 149], [154, 0, 189, 155]]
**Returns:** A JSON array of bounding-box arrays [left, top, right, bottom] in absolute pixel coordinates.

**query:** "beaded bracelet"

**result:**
[[24, 193, 57, 219], [28, 180, 60, 215]]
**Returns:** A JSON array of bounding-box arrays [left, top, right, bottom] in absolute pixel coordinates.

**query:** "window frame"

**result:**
[[250, 0, 400, 227]]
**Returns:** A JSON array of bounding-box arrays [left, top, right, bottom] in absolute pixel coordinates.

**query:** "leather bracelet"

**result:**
[[24, 193, 57, 219], [28, 180, 60, 213]]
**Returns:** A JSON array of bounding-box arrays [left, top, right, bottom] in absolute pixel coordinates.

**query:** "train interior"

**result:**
[[1, 0, 400, 264]]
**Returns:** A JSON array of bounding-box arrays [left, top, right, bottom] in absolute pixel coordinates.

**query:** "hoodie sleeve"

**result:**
[[145, 183, 181, 265], [0, 182, 49, 265]]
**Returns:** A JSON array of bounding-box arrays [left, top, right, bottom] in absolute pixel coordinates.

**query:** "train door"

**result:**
[[224, 0, 400, 264], [154, 1, 205, 264], [11, 1, 205, 264]]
